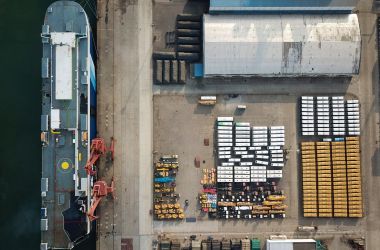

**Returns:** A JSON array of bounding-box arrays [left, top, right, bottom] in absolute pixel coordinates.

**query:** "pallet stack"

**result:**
[[317, 97, 330, 136], [269, 126, 285, 147], [316, 142, 333, 217], [300, 96, 361, 137], [301, 96, 315, 136], [346, 137, 363, 217], [332, 96, 346, 136], [153, 59, 186, 84], [301, 142, 318, 217], [176, 14, 202, 63], [347, 100, 360, 136], [332, 141, 348, 217], [252, 126, 268, 147]]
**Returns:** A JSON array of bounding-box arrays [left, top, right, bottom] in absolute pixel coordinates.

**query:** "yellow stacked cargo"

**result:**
[[301, 154, 315, 159], [301, 142, 317, 217], [317, 161, 330, 166], [316, 142, 332, 218], [316, 146, 330, 150], [301, 145, 315, 151], [317, 166, 331, 171], [345, 137, 363, 218], [318, 173, 332, 178], [332, 141, 348, 218], [347, 151, 360, 157]]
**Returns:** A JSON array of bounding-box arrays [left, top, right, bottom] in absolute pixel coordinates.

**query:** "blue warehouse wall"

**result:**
[[210, 0, 358, 14]]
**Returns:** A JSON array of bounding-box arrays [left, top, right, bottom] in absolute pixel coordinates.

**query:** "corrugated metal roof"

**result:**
[[203, 14, 361, 77]]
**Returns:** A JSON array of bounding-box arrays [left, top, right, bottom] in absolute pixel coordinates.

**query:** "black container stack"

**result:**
[[176, 14, 202, 63]]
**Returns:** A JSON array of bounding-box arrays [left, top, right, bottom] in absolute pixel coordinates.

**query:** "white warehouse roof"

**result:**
[[203, 14, 361, 77], [266, 239, 316, 250]]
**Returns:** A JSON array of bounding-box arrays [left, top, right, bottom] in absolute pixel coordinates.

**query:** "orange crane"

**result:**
[[84, 137, 114, 176], [84, 137, 115, 221], [87, 179, 115, 221]]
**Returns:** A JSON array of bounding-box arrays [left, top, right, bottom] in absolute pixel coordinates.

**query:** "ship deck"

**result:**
[[40, 1, 92, 249]]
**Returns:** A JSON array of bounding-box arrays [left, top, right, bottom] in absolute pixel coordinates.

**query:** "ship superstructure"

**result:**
[[40, 1, 96, 249]]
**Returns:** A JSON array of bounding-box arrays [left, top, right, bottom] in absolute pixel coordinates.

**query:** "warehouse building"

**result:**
[[202, 14, 361, 77]]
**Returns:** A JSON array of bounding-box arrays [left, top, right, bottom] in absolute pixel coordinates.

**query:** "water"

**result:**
[[0, 1, 96, 249]]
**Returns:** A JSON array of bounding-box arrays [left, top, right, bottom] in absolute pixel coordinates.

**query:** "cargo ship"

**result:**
[[40, 1, 96, 249]]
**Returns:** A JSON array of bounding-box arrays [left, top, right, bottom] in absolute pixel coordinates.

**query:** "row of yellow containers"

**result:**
[[332, 165, 346, 170], [334, 185, 349, 191], [301, 147, 315, 151], [318, 193, 333, 198], [302, 163, 317, 167], [317, 165, 333, 170], [302, 158, 318, 163], [302, 142, 315, 146], [345, 157, 361, 161], [316, 158, 331, 163], [317, 173, 332, 178], [335, 213, 348, 217], [303, 167, 317, 172], [347, 162, 360, 167], [346, 137, 359, 141], [346, 144, 360, 149], [304, 190, 317, 195], [318, 186, 332, 191], [347, 165, 360, 172], [333, 185, 347, 190], [334, 199, 348, 204], [347, 151, 360, 156], [316, 147, 330, 151], [346, 140, 359, 145], [332, 170, 346, 175], [319, 213, 333, 217], [333, 178, 347, 183], [318, 177, 331, 182], [349, 210, 363, 216], [303, 196, 318, 201], [304, 200, 317, 205], [316, 142, 330, 145], [302, 154, 315, 159], [304, 213, 318, 217], [303, 170, 316, 175], [332, 160, 346, 165], [303, 173, 317, 177], [317, 153, 331, 158], [304, 205, 317, 210], [348, 186, 361, 195], [317, 161, 332, 166], [331, 146, 346, 151], [317, 172, 332, 177], [303, 181, 317, 186], [301, 148, 315, 153], [303, 184, 317, 189], [331, 149, 346, 153]]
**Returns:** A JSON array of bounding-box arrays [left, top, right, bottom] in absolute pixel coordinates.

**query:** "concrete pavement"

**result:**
[[96, 0, 153, 249], [95, 0, 380, 248]]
